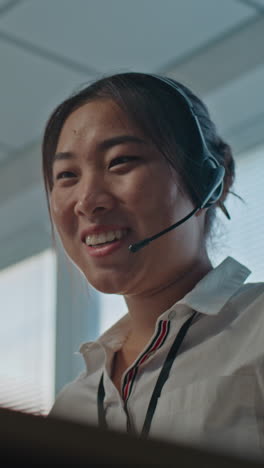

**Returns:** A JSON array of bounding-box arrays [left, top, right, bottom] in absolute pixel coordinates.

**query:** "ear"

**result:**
[[195, 208, 206, 217]]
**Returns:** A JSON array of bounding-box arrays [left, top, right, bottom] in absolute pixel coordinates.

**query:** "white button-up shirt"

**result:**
[[49, 257, 264, 459]]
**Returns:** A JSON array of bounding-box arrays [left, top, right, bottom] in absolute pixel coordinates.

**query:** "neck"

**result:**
[[123, 257, 212, 352]]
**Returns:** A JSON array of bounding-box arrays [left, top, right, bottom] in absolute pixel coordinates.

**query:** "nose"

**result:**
[[73, 177, 116, 217]]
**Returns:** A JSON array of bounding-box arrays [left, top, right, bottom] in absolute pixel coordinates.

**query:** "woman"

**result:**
[[42, 73, 264, 457]]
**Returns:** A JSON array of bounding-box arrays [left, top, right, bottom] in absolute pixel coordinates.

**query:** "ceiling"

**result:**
[[0, 0, 263, 168], [0, 0, 263, 269]]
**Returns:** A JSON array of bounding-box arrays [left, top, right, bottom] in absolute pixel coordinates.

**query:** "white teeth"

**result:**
[[85, 229, 127, 246], [115, 230, 123, 240]]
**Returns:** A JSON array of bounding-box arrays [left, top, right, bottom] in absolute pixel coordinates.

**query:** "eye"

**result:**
[[55, 171, 76, 180], [109, 156, 139, 169]]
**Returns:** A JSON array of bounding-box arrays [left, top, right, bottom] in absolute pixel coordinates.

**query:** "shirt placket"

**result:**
[[120, 319, 171, 433]]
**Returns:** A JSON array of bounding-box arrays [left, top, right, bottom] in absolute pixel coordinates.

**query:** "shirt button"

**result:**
[[168, 310, 176, 319]]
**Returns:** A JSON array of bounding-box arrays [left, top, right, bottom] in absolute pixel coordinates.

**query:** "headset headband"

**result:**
[[149, 74, 226, 211]]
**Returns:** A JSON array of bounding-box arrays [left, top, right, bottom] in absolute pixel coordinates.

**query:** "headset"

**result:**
[[151, 74, 225, 209], [129, 74, 230, 253]]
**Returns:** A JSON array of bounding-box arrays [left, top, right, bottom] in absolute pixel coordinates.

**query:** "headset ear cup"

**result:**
[[201, 165, 225, 208]]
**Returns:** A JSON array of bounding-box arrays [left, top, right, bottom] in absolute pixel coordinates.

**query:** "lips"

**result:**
[[80, 225, 131, 252], [85, 228, 128, 247], [82, 228, 130, 258]]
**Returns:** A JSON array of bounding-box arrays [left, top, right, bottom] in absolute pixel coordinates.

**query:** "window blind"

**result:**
[[210, 144, 264, 282], [0, 249, 56, 415]]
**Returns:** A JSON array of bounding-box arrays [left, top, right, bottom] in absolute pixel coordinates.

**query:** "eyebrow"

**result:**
[[52, 135, 147, 164]]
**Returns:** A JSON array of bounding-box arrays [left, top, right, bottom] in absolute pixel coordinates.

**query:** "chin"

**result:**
[[84, 272, 127, 295]]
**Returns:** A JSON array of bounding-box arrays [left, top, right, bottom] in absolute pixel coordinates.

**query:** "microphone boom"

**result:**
[[129, 207, 199, 253]]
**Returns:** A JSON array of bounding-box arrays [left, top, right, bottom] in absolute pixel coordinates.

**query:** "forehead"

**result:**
[[56, 99, 146, 151]]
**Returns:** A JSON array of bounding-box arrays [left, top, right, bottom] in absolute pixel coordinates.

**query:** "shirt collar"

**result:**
[[177, 256, 251, 315], [79, 257, 251, 363], [79, 314, 131, 367]]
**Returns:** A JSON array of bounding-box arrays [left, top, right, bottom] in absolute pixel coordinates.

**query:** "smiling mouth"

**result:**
[[89, 239, 118, 248], [84, 229, 129, 247]]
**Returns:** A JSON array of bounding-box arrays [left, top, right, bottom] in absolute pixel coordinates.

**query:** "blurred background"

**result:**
[[0, 0, 263, 415]]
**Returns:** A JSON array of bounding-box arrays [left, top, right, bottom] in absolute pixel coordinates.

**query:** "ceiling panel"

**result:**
[[205, 64, 264, 152], [253, 0, 264, 6], [0, 0, 11, 8], [0, 140, 14, 164], [0, 0, 255, 73], [0, 41, 90, 149], [167, 15, 264, 95], [0, 149, 7, 164]]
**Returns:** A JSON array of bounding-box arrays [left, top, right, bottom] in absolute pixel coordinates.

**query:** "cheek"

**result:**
[[49, 192, 75, 237], [128, 170, 180, 221], [126, 164, 176, 204]]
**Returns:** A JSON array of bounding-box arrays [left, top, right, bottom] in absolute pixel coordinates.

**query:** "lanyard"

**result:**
[[97, 310, 197, 439]]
